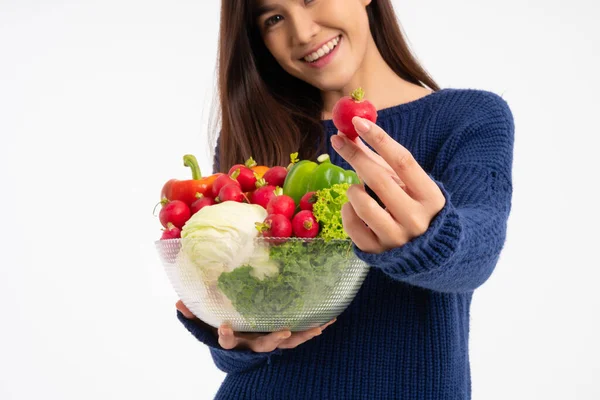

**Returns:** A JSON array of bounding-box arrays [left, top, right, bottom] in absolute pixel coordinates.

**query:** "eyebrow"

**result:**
[[254, 4, 277, 19]]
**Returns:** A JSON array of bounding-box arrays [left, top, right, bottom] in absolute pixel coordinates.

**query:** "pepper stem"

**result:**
[[287, 152, 299, 170], [317, 154, 331, 164], [350, 87, 365, 102], [183, 154, 202, 180]]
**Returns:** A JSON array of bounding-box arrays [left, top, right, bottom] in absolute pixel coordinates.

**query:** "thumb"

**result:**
[[176, 300, 196, 320]]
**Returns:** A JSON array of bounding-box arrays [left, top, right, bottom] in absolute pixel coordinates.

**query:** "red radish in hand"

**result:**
[[160, 223, 181, 240], [159, 199, 191, 229], [212, 174, 241, 198], [191, 194, 216, 214], [228, 165, 257, 192], [256, 214, 292, 239], [216, 183, 245, 203], [332, 87, 377, 140], [292, 210, 319, 238], [262, 166, 288, 188], [250, 179, 278, 209], [299, 191, 318, 212]]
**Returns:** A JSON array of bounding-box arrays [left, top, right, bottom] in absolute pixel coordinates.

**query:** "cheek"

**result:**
[[263, 36, 297, 71]]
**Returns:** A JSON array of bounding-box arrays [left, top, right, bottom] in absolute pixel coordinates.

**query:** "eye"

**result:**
[[264, 14, 284, 28]]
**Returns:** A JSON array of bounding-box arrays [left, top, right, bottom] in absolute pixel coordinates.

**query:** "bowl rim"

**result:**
[[154, 237, 353, 245]]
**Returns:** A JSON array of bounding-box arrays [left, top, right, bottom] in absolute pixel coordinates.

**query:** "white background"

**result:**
[[1, 0, 598, 399]]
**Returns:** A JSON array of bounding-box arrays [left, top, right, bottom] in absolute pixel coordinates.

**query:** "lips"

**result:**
[[300, 35, 342, 63]]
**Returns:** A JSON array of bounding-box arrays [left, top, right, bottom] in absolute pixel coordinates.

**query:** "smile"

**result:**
[[302, 35, 342, 63]]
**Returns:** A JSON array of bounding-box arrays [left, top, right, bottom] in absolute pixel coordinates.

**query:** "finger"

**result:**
[[320, 318, 336, 330], [341, 201, 382, 253], [351, 117, 437, 200], [340, 131, 395, 175], [176, 300, 197, 320], [277, 318, 336, 350], [332, 135, 416, 225], [352, 136, 407, 189], [278, 326, 323, 349], [346, 184, 406, 246], [225, 329, 292, 353], [245, 330, 293, 353]]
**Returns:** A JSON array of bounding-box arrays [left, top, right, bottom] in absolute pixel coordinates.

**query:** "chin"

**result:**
[[306, 71, 356, 93]]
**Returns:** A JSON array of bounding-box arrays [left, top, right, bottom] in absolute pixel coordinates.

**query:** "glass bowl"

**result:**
[[155, 237, 369, 332]]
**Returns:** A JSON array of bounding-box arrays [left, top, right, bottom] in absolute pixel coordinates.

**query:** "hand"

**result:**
[[176, 300, 336, 352], [331, 116, 446, 254]]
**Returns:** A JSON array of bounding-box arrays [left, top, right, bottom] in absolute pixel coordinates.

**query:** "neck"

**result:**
[[321, 35, 429, 120]]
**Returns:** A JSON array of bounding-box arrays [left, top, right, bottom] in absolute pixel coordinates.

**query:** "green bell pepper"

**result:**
[[282, 154, 359, 205]]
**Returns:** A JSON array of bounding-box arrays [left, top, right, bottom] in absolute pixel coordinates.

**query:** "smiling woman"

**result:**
[[212, 0, 438, 173], [175, 0, 515, 399]]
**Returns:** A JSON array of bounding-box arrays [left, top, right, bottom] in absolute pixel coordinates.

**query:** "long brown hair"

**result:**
[[210, 0, 439, 173]]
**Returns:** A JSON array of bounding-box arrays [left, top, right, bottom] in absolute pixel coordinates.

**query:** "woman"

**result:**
[[177, 0, 514, 398]]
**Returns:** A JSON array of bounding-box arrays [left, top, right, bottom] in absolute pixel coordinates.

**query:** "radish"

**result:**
[[160, 222, 181, 240], [332, 87, 377, 140], [251, 180, 278, 209], [229, 165, 257, 192], [292, 210, 319, 238], [216, 183, 245, 203], [159, 199, 191, 229], [191, 194, 216, 214], [212, 174, 241, 198], [299, 191, 318, 212], [256, 214, 292, 239], [262, 166, 288, 188], [266, 188, 296, 220]]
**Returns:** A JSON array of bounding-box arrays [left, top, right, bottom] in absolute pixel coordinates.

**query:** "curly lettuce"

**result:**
[[312, 183, 351, 241], [217, 239, 352, 329]]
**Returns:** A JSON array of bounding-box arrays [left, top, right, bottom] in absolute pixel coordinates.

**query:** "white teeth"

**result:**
[[304, 36, 340, 62]]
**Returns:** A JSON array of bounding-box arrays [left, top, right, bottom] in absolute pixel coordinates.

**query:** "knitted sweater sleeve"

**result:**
[[353, 93, 514, 293], [177, 311, 281, 374]]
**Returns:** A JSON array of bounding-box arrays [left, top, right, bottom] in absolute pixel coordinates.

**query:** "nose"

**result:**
[[289, 10, 319, 46]]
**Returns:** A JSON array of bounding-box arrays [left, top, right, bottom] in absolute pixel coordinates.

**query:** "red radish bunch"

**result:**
[[191, 194, 216, 214], [299, 191, 317, 212], [292, 210, 319, 238], [228, 165, 257, 192], [256, 214, 293, 238], [262, 166, 288, 188], [159, 199, 191, 229], [255, 188, 320, 241], [332, 87, 377, 140], [266, 188, 295, 220], [211, 174, 240, 198], [160, 223, 181, 240], [250, 179, 278, 209], [156, 154, 324, 241]]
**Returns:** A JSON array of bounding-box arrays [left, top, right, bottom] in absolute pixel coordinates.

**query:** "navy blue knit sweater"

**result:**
[[177, 88, 515, 400]]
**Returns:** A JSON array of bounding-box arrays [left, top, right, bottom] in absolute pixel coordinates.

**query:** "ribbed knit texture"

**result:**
[[178, 88, 515, 400]]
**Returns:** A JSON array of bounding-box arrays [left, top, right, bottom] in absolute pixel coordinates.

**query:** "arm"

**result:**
[[177, 311, 282, 374], [353, 94, 514, 293]]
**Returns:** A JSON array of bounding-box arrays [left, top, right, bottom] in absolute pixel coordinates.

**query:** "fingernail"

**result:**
[[220, 328, 232, 336], [278, 332, 292, 340], [331, 135, 344, 150], [353, 117, 370, 133]]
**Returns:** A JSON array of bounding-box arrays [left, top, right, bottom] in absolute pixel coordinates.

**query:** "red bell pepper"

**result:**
[[161, 154, 222, 206]]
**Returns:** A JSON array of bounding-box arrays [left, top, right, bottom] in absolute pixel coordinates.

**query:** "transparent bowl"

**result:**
[[155, 237, 369, 332]]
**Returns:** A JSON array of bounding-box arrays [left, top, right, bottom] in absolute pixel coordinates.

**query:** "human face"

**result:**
[[255, 0, 373, 92]]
